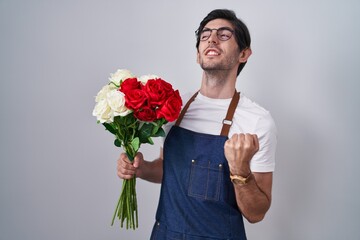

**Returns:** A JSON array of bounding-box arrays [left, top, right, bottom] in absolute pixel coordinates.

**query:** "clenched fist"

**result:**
[[224, 133, 259, 175], [117, 152, 144, 180]]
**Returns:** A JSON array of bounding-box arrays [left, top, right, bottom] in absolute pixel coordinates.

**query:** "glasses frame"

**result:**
[[196, 27, 235, 42]]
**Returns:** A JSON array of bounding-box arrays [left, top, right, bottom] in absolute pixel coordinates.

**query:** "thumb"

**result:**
[[133, 152, 143, 168]]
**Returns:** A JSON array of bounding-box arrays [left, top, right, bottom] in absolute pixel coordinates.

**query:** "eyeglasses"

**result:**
[[196, 27, 234, 41]]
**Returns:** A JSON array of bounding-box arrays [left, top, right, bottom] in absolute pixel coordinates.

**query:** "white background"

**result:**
[[1, 0, 359, 239]]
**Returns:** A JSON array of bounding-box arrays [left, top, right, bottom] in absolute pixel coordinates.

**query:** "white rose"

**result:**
[[107, 90, 132, 117], [95, 84, 116, 103], [109, 69, 135, 86], [92, 99, 113, 123], [139, 74, 160, 84]]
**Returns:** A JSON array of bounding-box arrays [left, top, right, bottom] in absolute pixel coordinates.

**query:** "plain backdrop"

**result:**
[[1, 0, 359, 239]]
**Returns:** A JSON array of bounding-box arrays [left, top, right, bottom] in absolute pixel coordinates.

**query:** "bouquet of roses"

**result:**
[[92, 69, 182, 229]]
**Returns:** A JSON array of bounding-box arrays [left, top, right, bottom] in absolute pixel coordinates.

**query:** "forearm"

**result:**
[[233, 173, 271, 223], [137, 157, 163, 183]]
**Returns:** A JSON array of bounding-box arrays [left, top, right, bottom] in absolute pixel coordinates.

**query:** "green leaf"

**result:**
[[113, 115, 125, 126], [153, 127, 165, 137], [147, 137, 154, 145], [138, 123, 153, 143], [151, 124, 160, 135], [131, 137, 140, 152], [114, 139, 121, 147], [125, 113, 137, 126], [138, 121, 145, 130], [151, 119, 167, 135], [103, 123, 117, 135]]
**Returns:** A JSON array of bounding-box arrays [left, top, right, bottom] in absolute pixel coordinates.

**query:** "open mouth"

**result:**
[[205, 49, 220, 56]]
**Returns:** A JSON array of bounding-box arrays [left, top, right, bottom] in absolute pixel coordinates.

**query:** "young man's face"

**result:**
[[197, 18, 247, 74]]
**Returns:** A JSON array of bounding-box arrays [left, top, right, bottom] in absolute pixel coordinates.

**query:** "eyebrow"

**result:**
[[202, 26, 234, 31]]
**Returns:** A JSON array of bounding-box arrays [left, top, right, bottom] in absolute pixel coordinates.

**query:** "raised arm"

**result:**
[[224, 133, 272, 223]]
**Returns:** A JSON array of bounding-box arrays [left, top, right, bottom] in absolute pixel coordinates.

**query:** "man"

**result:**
[[117, 9, 277, 240]]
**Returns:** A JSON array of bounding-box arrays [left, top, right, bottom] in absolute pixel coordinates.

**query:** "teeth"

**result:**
[[207, 51, 219, 56]]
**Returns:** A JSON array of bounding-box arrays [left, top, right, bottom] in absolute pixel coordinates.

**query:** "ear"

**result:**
[[238, 48, 252, 63]]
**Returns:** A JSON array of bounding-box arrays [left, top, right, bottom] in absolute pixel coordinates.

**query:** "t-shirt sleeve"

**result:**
[[250, 112, 277, 172]]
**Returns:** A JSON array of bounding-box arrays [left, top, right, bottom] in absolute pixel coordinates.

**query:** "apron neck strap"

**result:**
[[175, 91, 199, 127], [174, 90, 240, 137], [220, 91, 240, 137]]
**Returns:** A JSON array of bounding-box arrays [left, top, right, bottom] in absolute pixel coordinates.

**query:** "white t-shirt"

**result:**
[[163, 91, 277, 173]]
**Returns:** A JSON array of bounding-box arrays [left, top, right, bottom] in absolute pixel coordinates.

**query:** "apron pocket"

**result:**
[[188, 159, 224, 201]]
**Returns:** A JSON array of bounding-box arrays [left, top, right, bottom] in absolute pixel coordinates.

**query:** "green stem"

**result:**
[[111, 147, 138, 230]]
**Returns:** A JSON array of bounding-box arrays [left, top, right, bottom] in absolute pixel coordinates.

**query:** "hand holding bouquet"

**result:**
[[92, 69, 182, 229]]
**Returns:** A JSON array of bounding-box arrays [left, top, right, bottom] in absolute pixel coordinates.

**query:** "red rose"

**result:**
[[134, 105, 157, 122], [120, 78, 141, 95], [125, 89, 147, 110], [144, 79, 173, 108], [156, 90, 182, 122]]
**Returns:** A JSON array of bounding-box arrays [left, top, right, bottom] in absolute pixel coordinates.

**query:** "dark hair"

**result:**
[[195, 9, 251, 76]]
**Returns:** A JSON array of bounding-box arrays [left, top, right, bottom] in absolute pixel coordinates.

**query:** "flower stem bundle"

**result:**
[[112, 170, 138, 229]]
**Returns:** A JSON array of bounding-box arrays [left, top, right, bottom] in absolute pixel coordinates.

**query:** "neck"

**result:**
[[199, 70, 237, 99]]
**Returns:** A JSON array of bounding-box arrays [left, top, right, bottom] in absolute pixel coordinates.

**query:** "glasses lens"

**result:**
[[198, 28, 233, 41], [217, 28, 233, 41], [200, 29, 211, 41]]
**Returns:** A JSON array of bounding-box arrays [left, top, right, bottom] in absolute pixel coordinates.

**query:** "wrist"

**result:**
[[230, 172, 253, 185], [229, 163, 251, 177]]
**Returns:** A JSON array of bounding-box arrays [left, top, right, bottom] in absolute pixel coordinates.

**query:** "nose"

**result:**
[[207, 30, 218, 44]]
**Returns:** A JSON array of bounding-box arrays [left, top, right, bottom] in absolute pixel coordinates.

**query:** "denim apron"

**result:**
[[150, 91, 246, 240]]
